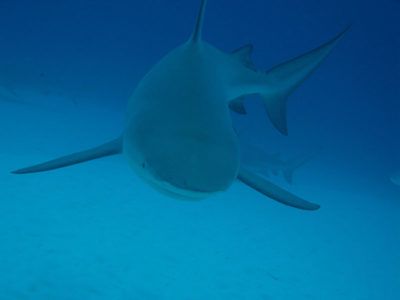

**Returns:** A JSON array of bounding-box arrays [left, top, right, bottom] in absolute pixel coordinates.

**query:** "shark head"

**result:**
[[119, 0, 241, 199], [123, 116, 240, 199]]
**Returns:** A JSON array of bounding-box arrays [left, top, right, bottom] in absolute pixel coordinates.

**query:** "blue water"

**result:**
[[0, 0, 399, 299]]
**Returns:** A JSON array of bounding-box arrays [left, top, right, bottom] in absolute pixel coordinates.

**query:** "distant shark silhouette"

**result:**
[[390, 171, 400, 186], [12, 0, 348, 210], [241, 144, 318, 184], [0, 85, 21, 103], [0, 62, 93, 106]]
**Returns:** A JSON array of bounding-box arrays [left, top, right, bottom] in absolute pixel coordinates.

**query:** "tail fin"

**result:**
[[263, 26, 350, 135], [12, 137, 122, 174], [189, 0, 208, 43]]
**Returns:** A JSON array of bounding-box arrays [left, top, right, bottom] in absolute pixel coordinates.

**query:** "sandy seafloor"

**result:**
[[0, 94, 399, 300]]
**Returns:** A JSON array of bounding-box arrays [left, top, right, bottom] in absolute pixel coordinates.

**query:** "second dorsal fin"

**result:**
[[232, 44, 255, 70]]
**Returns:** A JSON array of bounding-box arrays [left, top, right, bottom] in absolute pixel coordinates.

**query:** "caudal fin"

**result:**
[[12, 137, 122, 174], [263, 27, 350, 135]]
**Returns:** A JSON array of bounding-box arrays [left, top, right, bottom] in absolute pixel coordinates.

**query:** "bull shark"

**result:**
[[12, 0, 348, 210]]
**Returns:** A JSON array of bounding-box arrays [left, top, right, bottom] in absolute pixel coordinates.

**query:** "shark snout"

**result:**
[[147, 138, 239, 195], [126, 130, 240, 198]]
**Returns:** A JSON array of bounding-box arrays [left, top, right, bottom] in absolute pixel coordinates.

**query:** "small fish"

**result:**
[[0, 85, 21, 103], [391, 171, 400, 186]]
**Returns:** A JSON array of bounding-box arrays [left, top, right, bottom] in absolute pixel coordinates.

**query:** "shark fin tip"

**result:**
[[190, 0, 208, 43]]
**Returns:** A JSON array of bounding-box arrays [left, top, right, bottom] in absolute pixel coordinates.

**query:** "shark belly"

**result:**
[[124, 45, 240, 199]]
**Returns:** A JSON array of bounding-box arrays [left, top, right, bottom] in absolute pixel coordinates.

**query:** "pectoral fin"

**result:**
[[238, 166, 320, 210], [12, 137, 122, 174]]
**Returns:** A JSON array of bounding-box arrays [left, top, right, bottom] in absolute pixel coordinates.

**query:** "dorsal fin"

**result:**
[[190, 0, 208, 43], [232, 44, 256, 70]]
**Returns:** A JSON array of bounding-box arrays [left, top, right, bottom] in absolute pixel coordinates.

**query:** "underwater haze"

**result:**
[[0, 0, 399, 299]]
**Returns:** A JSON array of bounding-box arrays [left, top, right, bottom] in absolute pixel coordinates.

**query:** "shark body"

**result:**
[[13, 0, 348, 210]]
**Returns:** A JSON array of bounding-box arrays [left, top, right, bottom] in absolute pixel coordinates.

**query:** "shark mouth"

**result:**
[[144, 175, 216, 200]]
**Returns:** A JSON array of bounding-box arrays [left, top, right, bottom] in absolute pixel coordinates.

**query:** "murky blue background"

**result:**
[[0, 0, 399, 299]]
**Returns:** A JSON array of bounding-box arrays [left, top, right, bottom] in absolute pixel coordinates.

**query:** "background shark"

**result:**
[[390, 171, 400, 186], [0, 0, 399, 299], [11, 0, 348, 211], [0, 85, 20, 103], [0, 62, 96, 107], [241, 143, 318, 184]]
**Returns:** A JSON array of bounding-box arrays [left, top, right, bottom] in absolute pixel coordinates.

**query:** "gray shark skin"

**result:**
[[12, 0, 348, 210]]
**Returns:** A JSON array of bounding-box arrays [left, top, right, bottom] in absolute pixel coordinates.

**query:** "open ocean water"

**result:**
[[0, 0, 399, 299]]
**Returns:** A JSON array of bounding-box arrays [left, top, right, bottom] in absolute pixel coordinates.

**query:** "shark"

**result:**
[[240, 144, 318, 184], [12, 0, 348, 210], [390, 171, 400, 186]]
